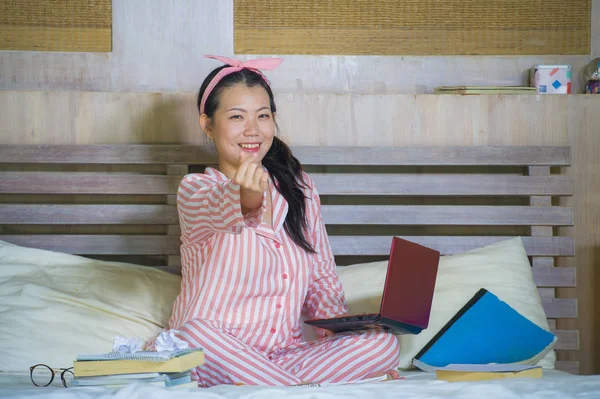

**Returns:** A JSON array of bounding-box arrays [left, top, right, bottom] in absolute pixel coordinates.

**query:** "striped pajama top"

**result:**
[[170, 167, 348, 354]]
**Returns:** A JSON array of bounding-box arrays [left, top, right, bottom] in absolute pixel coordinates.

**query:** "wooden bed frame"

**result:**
[[0, 144, 579, 373]]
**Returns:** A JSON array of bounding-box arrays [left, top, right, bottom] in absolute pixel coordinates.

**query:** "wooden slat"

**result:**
[[167, 225, 180, 235], [538, 288, 555, 297], [0, 173, 183, 195], [167, 255, 181, 267], [0, 145, 571, 166], [164, 224, 573, 256], [528, 166, 558, 300], [311, 174, 572, 196], [530, 197, 552, 207], [151, 265, 183, 275], [528, 166, 551, 176], [531, 226, 553, 236], [532, 257, 555, 268], [0, 204, 573, 226], [1, 235, 572, 257], [541, 297, 577, 318], [327, 236, 574, 256], [529, 169, 554, 233], [161, 234, 572, 257], [555, 361, 579, 374], [547, 319, 557, 330], [0, 235, 181, 255], [0, 172, 573, 197], [321, 206, 573, 226], [538, 287, 557, 298], [154, 256, 575, 290], [553, 330, 579, 350], [290, 146, 571, 166], [166, 164, 187, 267], [0, 205, 178, 224], [166, 165, 189, 175], [0, 145, 216, 165], [162, 253, 572, 287]]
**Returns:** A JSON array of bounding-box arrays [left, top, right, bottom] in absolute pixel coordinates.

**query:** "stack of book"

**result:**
[[71, 348, 204, 389]]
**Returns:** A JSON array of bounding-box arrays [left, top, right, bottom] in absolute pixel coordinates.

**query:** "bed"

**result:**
[[1, 144, 599, 398], [1, 369, 600, 399]]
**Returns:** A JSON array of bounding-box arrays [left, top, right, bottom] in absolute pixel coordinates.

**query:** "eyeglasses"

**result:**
[[29, 364, 74, 388]]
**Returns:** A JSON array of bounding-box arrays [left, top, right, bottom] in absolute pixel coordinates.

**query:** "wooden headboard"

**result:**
[[0, 144, 578, 373]]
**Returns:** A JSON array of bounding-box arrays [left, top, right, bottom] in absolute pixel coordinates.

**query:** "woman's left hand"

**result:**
[[316, 327, 335, 338]]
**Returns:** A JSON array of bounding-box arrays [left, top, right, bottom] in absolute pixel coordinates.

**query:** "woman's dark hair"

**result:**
[[198, 66, 315, 253]]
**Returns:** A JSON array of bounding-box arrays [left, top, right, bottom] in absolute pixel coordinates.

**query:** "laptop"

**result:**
[[304, 237, 440, 335]]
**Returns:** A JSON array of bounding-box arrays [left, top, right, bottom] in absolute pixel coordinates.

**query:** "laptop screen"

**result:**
[[380, 237, 440, 329]]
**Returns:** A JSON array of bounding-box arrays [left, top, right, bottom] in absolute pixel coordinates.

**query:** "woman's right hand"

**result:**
[[235, 153, 268, 211], [234, 153, 269, 194]]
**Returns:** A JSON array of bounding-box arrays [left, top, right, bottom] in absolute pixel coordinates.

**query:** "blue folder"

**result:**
[[414, 288, 557, 368]]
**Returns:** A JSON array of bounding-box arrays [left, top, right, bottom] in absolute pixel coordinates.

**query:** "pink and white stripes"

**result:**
[[157, 167, 399, 386]]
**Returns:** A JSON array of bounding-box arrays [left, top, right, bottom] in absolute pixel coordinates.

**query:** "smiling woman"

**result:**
[[141, 55, 401, 387]]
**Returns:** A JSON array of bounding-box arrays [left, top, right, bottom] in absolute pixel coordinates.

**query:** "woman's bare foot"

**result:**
[[366, 369, 400, 381]]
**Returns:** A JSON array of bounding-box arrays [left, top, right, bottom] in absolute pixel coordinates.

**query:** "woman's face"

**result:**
[[201, 84, 275, 178]]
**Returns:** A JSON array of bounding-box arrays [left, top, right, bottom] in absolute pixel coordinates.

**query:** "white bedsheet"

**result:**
[[2, 370, 600, 399]]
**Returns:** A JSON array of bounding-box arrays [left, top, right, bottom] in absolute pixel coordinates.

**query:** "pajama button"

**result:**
[[275, 242, 281, 249], [276, 304, 282, 309], [282, 273, 288, 279], [270, 328, 276, 334]]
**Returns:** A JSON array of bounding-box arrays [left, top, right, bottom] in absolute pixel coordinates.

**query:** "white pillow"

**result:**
[[0, 240, 181, 372], [336, 237, 556, 370]]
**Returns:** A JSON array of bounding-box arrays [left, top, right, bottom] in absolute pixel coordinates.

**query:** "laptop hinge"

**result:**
[[381, 318, 423, 334]]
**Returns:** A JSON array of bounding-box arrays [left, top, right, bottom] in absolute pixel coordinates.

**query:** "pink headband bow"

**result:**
[[200, 55, 284, 115]]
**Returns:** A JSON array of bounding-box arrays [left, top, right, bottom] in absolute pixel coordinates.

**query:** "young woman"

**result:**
[[154, 55, 400, 387]]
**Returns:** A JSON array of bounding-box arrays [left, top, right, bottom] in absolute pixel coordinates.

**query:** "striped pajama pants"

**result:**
[[176, 318, 400, 387]]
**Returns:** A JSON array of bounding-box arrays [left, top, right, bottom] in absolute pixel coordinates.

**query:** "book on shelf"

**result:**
[[73, 348, 205, 377], [434, 86, 536, 95]]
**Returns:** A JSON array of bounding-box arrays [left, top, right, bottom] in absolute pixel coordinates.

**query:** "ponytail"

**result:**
[[262, 137, 316, 254]]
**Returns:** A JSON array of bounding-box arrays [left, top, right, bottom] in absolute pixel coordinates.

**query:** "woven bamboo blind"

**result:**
[[0, 0, 112, 52], [234, 0, 591, 55]]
